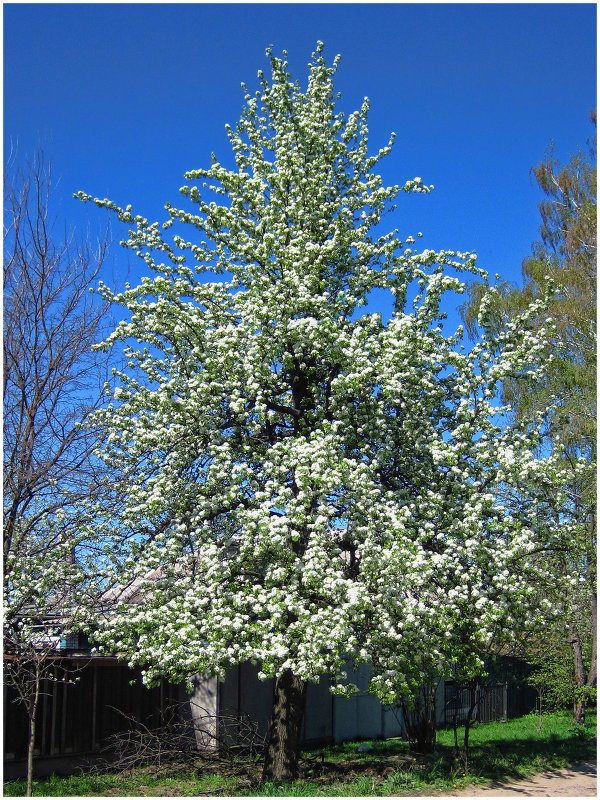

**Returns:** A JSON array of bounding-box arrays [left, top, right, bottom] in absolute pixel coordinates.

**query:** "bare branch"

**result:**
[[3, 150, 115, 796]]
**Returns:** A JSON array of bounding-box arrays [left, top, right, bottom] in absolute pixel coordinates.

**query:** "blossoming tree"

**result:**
[[78, 44, 556, 780]]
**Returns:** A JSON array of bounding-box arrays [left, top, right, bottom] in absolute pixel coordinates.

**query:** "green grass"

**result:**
[[3, 767, 241, 798], [252, 711, 597, 796], [4, 710, 596, 796]]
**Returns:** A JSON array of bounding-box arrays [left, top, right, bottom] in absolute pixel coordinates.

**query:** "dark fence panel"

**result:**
[[443, 683, 507, 726], [507, 680, 537, 719], [4, 657, 178, 769], [443, 680, 537, 727]]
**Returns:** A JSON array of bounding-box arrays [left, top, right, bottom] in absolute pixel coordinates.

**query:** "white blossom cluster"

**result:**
[[77, 44, 560, 698]]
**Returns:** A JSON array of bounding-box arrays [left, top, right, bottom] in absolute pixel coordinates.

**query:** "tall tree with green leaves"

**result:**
[[460, 115, 597, 724], [78, 44, 560, 779]]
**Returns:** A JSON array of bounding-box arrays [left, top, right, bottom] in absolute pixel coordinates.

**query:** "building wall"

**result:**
[[214, 660, 405, 747], [304, 676, 333, 742], [331, 662, 404, 743]]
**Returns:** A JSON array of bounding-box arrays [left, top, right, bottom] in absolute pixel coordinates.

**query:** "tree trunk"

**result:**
[[462, 682, 480, 774], [573, 695, 585, 725], [262, 670, 307, 782], [570, 627, 587, 725], [449, 683, 460, 752], [453, 707, 459, 752], [26, 670, 41, 797], [401, 684, 437, 754]]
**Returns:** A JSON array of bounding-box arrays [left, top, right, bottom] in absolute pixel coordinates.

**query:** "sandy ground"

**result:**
[[442, 759, 597, 797]]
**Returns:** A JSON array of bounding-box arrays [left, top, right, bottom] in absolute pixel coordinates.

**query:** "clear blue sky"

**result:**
[[4, 2, 597, 328]]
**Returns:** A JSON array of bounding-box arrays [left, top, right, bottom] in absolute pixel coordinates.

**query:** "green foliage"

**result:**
[[528, 634, 597, 711], [459, 116, 597, 724]]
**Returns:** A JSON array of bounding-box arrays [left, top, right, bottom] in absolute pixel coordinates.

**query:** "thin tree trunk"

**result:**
[[453, 706, 459, 752], [586, 588, 597, 696], [462, 682, 479, 774], [570, 512, 598, 726], [26, 669, 41, 797], [571, 627, 587, 725], [450, 684, 460, 752], [262, 670, 307, 782]]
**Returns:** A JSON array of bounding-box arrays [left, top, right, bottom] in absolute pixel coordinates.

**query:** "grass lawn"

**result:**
[[4, 710, 596, 796]]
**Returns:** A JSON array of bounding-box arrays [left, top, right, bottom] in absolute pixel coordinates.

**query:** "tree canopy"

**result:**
[[78, 44, 561, 779]]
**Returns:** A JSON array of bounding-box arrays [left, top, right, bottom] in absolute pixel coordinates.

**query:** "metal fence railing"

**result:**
[[443, 682, 508, 726]]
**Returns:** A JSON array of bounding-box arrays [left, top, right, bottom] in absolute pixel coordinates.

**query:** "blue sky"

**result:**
[[4, 2, 597, 330]]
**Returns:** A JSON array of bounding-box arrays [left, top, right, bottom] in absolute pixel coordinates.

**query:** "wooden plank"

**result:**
[[39, 677, 48, 756], [91, 666, 97, 751], [50, 670, 58, 754], [61, 679, 68, 753]]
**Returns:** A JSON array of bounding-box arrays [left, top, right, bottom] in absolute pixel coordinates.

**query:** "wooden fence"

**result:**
[[3, 657, 179, 778]]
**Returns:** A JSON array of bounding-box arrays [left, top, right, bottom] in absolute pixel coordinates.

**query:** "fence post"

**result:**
[[502, 683, 508, 721], [91, 665, 98, 751]]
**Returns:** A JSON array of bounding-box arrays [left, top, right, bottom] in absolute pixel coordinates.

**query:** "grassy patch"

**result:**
[[3, 767, 241, 798], [4, 711, 596, 796]]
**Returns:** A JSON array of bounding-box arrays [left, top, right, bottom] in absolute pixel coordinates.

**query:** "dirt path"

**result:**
[[445, 759, 597, 796]]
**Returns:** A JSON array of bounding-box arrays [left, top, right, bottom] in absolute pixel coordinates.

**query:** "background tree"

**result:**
[[460, 116, 597, 724], [79, 44, 558, 781], [3, 151, 111, 794]]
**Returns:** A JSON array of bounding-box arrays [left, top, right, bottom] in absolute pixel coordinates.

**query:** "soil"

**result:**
[[446, 759, 597, 797]]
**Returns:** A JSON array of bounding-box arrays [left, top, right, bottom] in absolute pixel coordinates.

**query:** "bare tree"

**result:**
[[3, 151, 112, 795]]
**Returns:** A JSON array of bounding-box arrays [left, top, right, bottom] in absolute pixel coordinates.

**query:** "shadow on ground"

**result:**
[[298, 728, 597, 788]]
